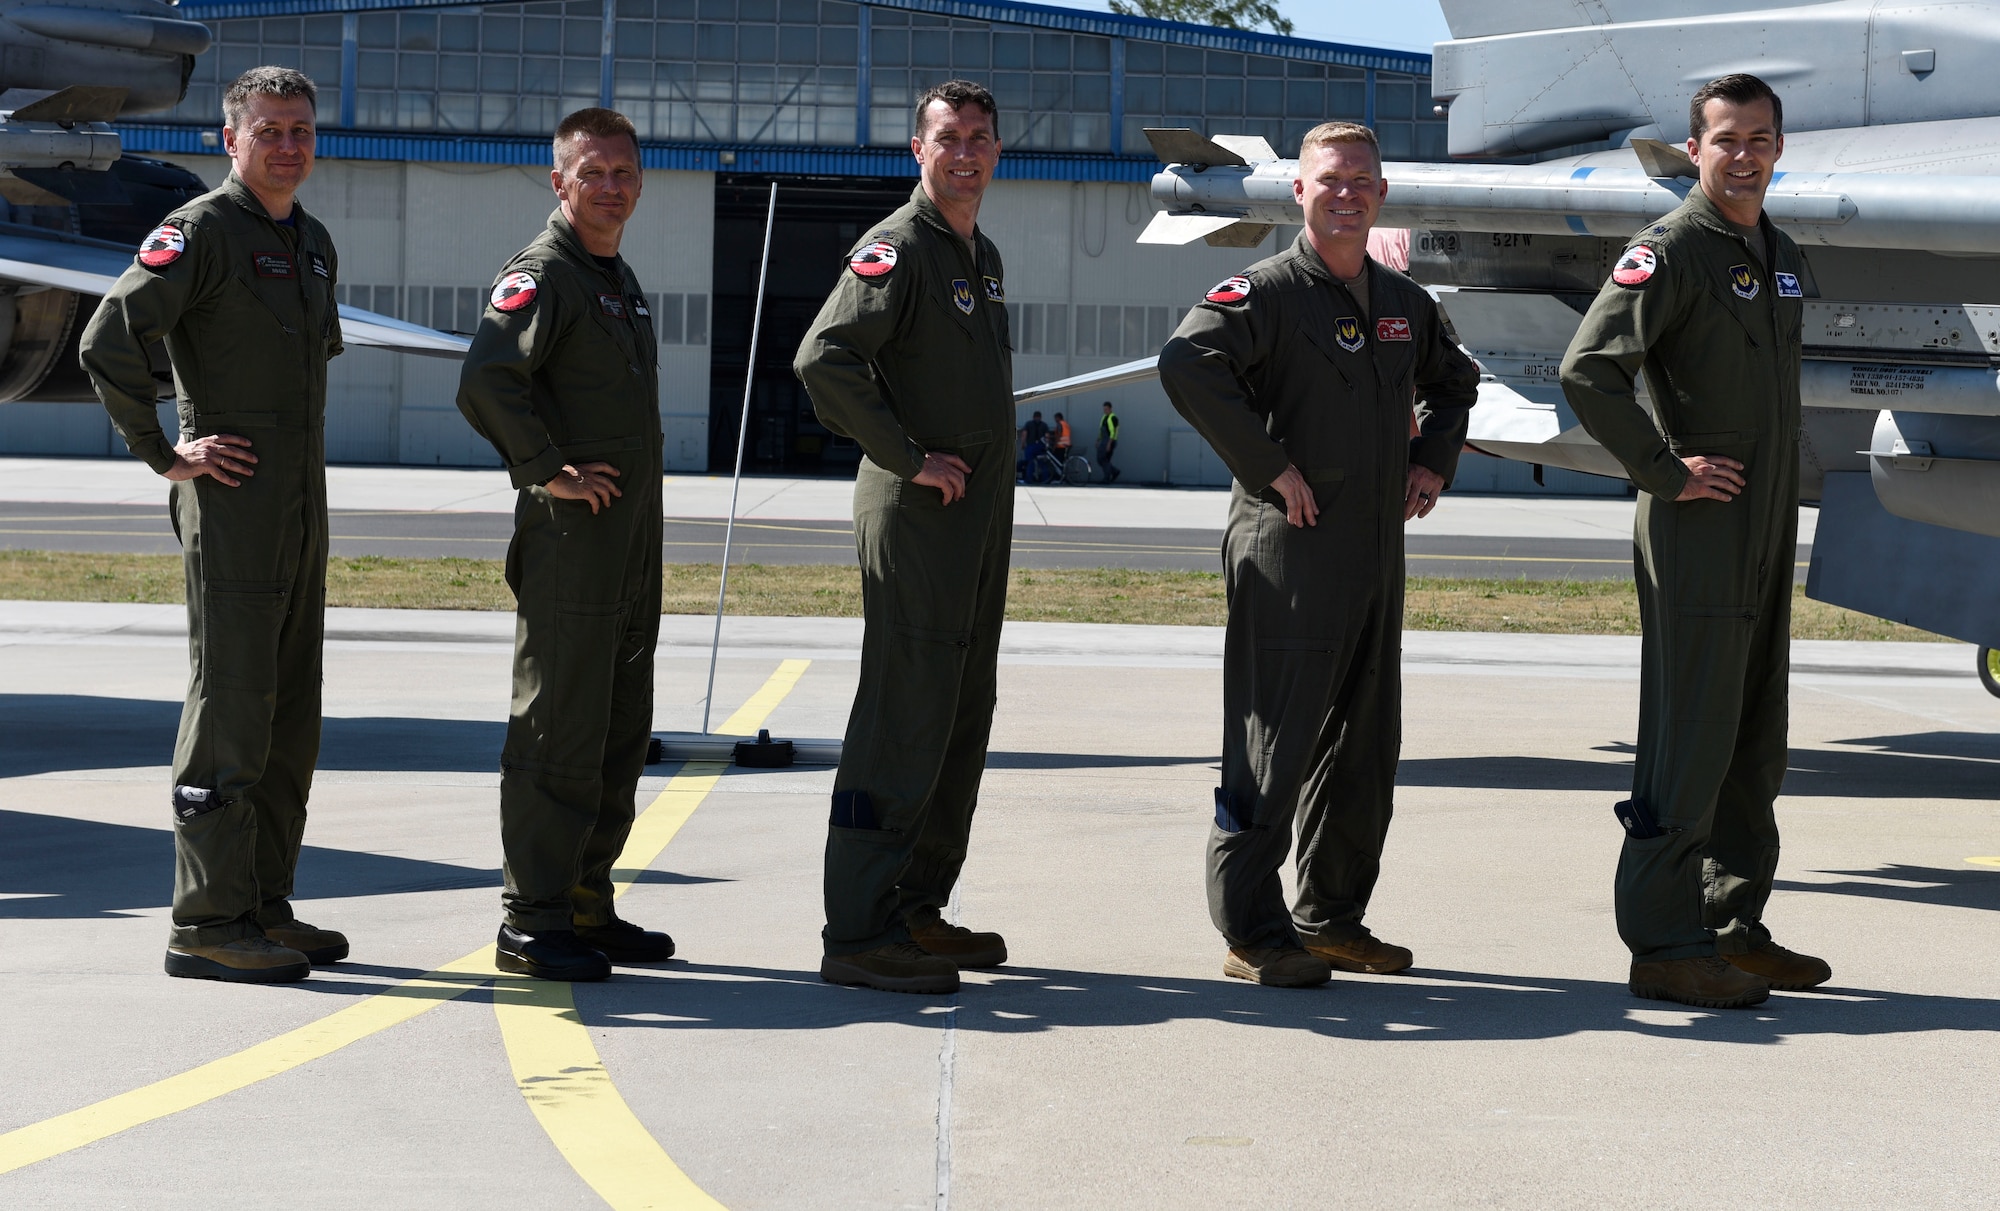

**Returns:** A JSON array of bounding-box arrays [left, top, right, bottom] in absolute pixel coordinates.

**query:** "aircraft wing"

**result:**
[[0, 221, 470, 359]]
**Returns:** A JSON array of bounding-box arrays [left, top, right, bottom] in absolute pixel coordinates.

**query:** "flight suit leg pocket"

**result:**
[[1248, 638, 1339, 782], [545, 601, 628, 771], [199, 579, 288, 692]]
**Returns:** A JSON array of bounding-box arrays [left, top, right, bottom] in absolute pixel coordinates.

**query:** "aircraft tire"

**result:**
[[1980, 647, 2000, 700]]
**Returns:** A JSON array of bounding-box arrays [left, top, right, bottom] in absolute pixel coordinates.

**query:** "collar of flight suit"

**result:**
[[907, 184, 983, 263], [544, 208, 628, 288], [220, 171, 313, 240], [1287, 230, 1378, 312], [1678, 184, 1778, 252]]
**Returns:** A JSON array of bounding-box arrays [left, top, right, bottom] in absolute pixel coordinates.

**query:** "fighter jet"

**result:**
[[1021, 0, 2000, 692], [0, 0, 468, 407]]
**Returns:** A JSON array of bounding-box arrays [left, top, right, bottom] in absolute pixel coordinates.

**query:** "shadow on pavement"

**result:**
[[986, 751, 1220, 770], [0, 694, 507, 776], [1776, 864, 2000, 913], [579, 961, 2000, 1044], [0, 808, 498, 918]]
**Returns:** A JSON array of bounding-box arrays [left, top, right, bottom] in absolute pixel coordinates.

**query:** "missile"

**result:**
[[1140, 129, 2000, 255], [5, 5, 211, 58]]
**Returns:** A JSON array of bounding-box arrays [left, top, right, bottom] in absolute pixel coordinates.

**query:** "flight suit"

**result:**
[[1160, 234, 1479, 952], [456, 209, 663, 934], [794, 186, 1014, 957], [79, 173, 343, 948], [1560, 189, 1806, 961]]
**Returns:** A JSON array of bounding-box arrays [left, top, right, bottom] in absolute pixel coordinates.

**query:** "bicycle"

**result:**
[[1025, 444, 1092, 485]]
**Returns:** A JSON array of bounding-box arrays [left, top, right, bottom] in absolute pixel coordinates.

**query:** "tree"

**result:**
[[1107, 0, 1295, 37]]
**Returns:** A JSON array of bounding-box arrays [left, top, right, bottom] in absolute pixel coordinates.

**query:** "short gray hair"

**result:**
[[223, 66, 318, 131]]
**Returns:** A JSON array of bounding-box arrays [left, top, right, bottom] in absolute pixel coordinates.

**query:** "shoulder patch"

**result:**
[[849, 240, 898, 278], [1205, 274, 1252, 304], [1611, 244, 1657, 287], [490, 270, 538, 313], [138, 223, 186, 269]]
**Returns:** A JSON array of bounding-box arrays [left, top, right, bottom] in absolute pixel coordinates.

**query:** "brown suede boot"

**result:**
[[165, 937, 311, 984], [1223, 947, 1333, 988], [1305, 933, 1413, 974], [264, 921, 350, 966], [910, 919, 1008, 968], [821, 942, 961, 994], [1629, 955, 1770, 1008], [1726, 939, 1832, 990]]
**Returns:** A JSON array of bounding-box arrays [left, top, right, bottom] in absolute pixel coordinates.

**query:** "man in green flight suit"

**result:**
[[795, 80, 1014, 995], [1561, 74, 1832, 1009], [80, 67, 347, 983], [456, 108, 674, 982], [1160, 122, 1480, 988]]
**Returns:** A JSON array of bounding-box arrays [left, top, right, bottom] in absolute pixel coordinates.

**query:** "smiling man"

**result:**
[[794, 80, 1014, 994], [456, 108, 673, 982], [1561, 74, 1828, 1009], [1159, 122, 1479, 988], [82, 67, 346, 983]]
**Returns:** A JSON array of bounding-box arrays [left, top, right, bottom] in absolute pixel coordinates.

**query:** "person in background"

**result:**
[[1017, 409, 1050, 483], [1096, 400, 1121, 483]]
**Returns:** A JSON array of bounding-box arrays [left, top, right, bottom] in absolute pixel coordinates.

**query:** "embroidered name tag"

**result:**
[[598, 293, 626, 318], [1774, 272, 1802, 298], [631, 295, 650, 317], [984, 275, 1004, 302], [253, 252, 296, 279], [1377, 317, 1412, 342], [306, 252, 330, 280]]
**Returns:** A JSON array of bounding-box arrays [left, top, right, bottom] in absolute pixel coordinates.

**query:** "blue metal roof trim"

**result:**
[[176, 0, 1430, 74], [115, 123, 1162, 181]]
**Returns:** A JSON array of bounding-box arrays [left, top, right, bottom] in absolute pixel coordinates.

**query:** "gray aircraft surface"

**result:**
[[1021, 0, 2000, 696], [0, 0, 468, 407]]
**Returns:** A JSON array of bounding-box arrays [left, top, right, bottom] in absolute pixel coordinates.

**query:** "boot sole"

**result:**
[[820, 959, 959, 994], [1308, 950, 1412, 975], [579, 942, 677, 964], [914, 944, 1007, 969], [165, 951, 310, 984], [1223, 960, 1332, 988], [290, 942, 349, 965], [495, 949, 611, 982], [1629, 981, 1769, 1009], [1724, 962, 1832, 992]]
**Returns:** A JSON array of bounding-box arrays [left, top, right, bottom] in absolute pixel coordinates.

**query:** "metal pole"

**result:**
[[702, 181, 779, 734]]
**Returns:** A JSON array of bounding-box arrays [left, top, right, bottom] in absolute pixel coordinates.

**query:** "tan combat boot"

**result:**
[[264, 921, 350, 965], [910, 919, 1008, 969], [1224, 946, 1333, 988], [1629, 955, 1770, 1009], [821, 942, 961, 994], [1726, 939, 1832, 990], [1305, 933, 1413, 974], [165, 937, 311, 984]]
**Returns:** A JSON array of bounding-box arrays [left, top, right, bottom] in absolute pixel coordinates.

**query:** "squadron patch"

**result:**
[[1611, 244, 1657, 287], [1205, 274, 1252, 304], [138, 223, 186, 269], [1728, 264, 1759, 300], [1334, 315, 1366, 353], [490, 270, 538, 313], [1775, 271, 1803, 298], [849, 240, 898, 278], [1377, 316, 1412, 342], [951, 278, 975, 314], [984, 275, 1004, 302]]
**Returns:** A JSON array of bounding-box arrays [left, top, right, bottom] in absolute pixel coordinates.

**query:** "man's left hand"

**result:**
[[1404, 466, 1444, 521]]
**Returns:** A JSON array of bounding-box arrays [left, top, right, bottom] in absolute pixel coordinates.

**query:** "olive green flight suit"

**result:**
[[1159, 234, 1479, 952], [456, 209, 663, 934], [794, 187, 1014, 957], [79, 173, 343, 948], [1560, 189, 1805, 961]]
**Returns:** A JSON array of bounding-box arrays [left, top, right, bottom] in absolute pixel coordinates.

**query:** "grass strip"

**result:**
[[0, 550, 1946, 642]]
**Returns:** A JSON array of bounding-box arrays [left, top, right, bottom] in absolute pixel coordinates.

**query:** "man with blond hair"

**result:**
[[1160, 121, 1479, 988]]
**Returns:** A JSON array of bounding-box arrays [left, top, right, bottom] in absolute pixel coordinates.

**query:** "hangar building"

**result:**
[[5, 0, 1602, 492]]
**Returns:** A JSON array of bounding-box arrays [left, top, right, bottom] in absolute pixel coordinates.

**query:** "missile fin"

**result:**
[[1210, 134, 1279, 163], [1629, 137, 1695, 179], [1138, 211, 1245, 245], [1142, 127, 1246, 167], [1204, 222, 1276, 248]]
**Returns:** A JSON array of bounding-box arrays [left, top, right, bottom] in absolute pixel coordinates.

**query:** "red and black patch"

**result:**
[[490, 270, 538, 313], [1376, 316, 1411, 342], [849, 239, 898, 278], [253, 252, 296, 279], [598, 293, 626, 318], [1612, 244, 1657, 287], [1205, 274, 1252, 304], [137, 223, 185, 269]]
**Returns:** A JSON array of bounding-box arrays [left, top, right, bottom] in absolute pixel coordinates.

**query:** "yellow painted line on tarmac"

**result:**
[[1967, 857, 2000, 869], [0, 660, 811, 1189], [490, 657, 809, 1211]]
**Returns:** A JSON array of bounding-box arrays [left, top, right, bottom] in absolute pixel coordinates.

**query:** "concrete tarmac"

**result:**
[[0, 602, 1994, 1208]]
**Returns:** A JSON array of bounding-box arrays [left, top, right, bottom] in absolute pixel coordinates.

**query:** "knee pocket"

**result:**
[[199, 581, 288, 691]]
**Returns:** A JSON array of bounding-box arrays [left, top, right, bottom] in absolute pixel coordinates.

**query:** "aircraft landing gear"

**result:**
[[1981, 647, 2000, 699]]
